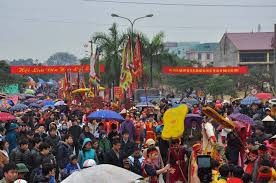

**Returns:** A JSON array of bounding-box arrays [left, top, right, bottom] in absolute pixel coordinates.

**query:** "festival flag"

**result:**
[[89, 46, 101, 88], [119, 38, 133, 91], [132, 36, 143, 78]]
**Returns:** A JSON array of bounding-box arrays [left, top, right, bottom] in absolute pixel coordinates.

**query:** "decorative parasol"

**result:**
[[61, 164, 142, 183], [256, 93, 273, 100], [72, 88, 90, 94], [229, 113, 254, 125], [0, 112, 16, 122], [10, 104, 28, 112], [185, 114, 203, 128], [88, 110, 125, 121], [136, 102, 155, 108], [240, 96, 261, 105]]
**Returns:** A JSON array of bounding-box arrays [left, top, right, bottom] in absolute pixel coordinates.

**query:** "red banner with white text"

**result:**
[[10, 64, 105, 75], [162, 66, 248, 75]]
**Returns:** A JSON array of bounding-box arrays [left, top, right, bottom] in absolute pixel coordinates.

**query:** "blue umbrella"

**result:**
[[88, 110, 125, 121], [43, 99, 55, 106], [240, 96, 261, 105], [29, 103, 41, 108], [10, 104, 28, 111]]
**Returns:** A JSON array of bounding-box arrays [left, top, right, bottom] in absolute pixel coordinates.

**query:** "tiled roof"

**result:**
[[225, 32, 274, 51]]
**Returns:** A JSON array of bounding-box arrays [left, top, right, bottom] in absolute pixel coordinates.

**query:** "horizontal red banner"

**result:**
[[10, 64, 105, 74], [162, 66, 248, 75]]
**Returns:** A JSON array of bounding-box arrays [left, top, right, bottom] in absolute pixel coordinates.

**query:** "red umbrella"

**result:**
[[0, 112, 16, 122], [256, 93, 273, 100]]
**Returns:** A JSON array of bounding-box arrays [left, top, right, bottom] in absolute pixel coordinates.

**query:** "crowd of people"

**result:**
[[0, 93, 276, 183]]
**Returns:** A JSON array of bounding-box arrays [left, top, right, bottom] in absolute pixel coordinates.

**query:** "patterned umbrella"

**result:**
[[229, 113, 253, 125], [10, 104, 28, 112], [240, 96, 261, 105], [0, 112, 16, 122]]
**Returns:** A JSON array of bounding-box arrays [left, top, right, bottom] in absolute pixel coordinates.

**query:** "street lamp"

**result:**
[[111, 13, 153, 89], [111, 13, 153, 48]]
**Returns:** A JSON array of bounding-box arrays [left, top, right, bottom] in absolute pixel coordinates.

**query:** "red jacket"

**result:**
[[227, 177, 243, 183]]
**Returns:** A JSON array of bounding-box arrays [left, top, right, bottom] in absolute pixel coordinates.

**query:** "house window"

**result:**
[[269, 51, 274, 61], [240, 52, 267, 63], [207, 53, 210, 60], [198, 53, 202, 60]]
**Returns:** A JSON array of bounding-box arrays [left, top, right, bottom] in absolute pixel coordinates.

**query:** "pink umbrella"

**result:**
[[0, 112, 16, 122], [256, 93, 273, 100]]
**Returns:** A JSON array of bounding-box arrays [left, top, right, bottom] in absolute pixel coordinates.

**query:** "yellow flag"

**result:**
[[161, 104, 188, 140]]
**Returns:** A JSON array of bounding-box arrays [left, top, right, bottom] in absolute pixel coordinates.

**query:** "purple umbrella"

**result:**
[[229, 113, 253, 125], [185, 114, 203, 128]]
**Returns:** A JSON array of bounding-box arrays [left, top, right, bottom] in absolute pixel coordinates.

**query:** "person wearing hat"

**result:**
[[142, 147, 173, 183], [262, 115, 275, 135], [16, 163, 29, 181], [143, 139, 164, 175]]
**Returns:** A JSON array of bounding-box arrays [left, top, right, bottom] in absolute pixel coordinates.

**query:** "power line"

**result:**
[[1, 16, 273, 32], [83, 0, 276, 8]]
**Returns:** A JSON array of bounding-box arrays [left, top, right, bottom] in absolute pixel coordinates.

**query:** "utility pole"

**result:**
[[274, 24, 276, 88]]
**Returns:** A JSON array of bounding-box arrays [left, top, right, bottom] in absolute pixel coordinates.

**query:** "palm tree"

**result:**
[[93, 23, 127, 87], [140, 32, 165, 87]]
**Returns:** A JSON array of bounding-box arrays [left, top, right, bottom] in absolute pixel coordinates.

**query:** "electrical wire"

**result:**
[[83, 0, 276, 8]]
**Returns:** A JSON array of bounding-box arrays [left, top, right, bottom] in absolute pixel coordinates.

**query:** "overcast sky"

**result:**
[[0, 0, 275, 61]]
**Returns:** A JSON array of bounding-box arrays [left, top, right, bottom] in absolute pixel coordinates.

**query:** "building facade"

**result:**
[[186, 43, 218, 66], [164, 42, 200, 59], [214, 32, 274, 71]]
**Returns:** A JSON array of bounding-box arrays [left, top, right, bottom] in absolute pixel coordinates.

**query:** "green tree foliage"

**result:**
[[0, 60, 26, 88], [140, 32, 165, 87], [46, 52, 78, 66], [93, 23, 127, 87], [206, 76, 235, 98], [9, 58, 34, 66]]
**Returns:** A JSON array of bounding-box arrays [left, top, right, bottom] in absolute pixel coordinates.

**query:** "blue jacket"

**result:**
[[6, 130, 17, 152], [65, 163, 80, 175], [78, 138, 96, 168]]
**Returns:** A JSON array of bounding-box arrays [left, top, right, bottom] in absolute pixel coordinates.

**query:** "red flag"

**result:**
[[132, 36, 143, 78]]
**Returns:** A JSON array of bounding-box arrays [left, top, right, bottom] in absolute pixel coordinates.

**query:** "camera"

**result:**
[[197, 155, 212, 183]]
